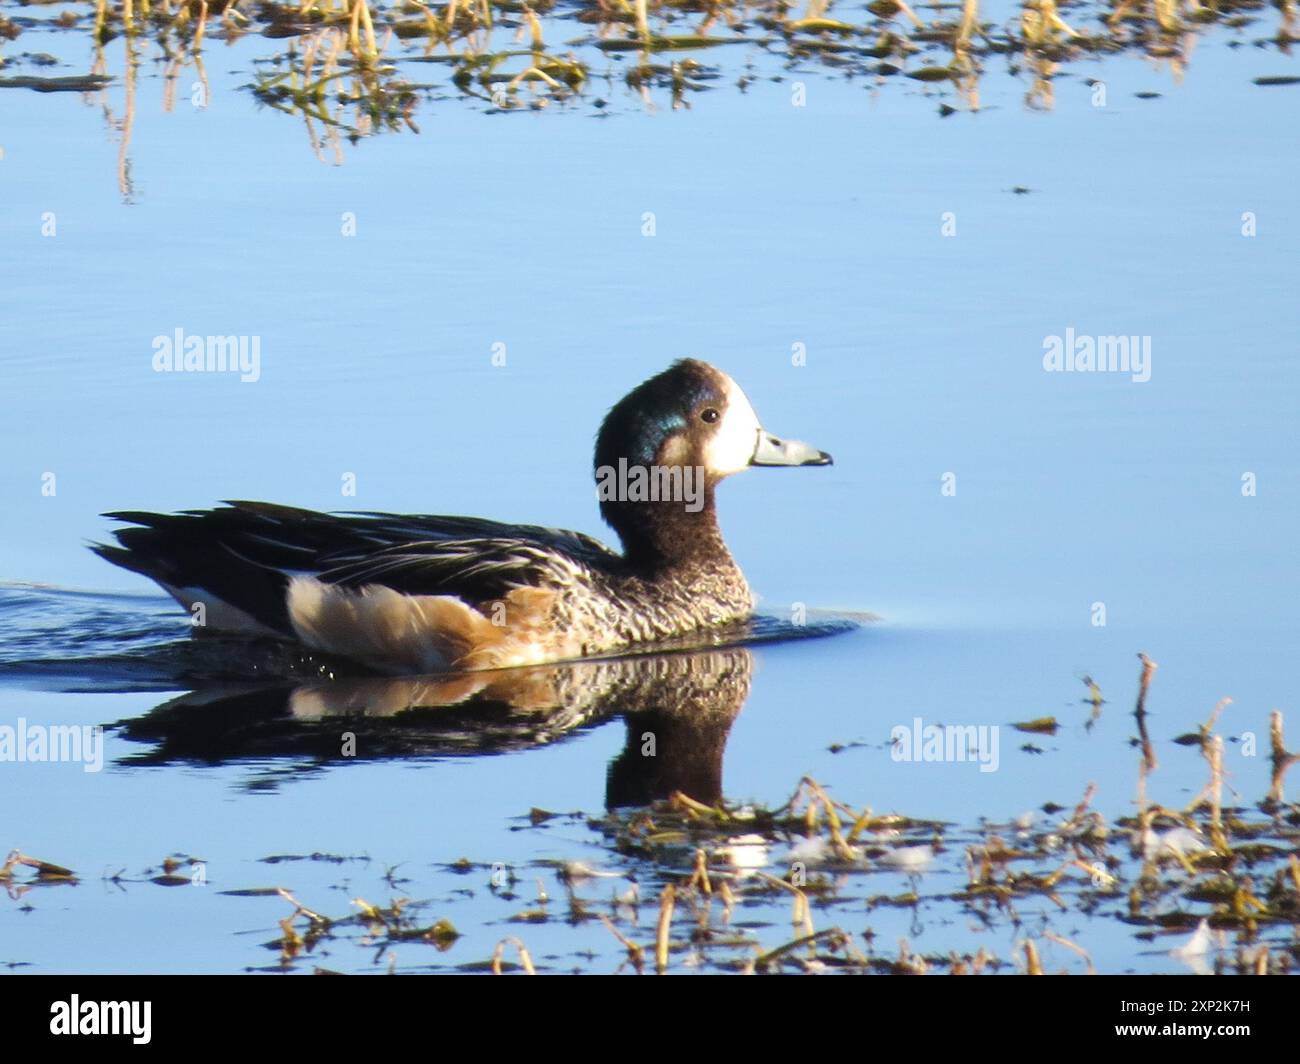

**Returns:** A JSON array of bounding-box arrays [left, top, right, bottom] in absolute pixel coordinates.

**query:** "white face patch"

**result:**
[[702, 373, 763, 476]]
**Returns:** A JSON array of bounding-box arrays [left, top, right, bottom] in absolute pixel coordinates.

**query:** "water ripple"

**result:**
[[0, 583, 859, 693]]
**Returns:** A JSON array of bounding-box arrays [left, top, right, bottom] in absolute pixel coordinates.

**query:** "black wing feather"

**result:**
[[94, 501, 619, 634]]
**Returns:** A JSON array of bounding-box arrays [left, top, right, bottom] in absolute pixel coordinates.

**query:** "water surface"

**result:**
[[1, 0, 1298, 974]]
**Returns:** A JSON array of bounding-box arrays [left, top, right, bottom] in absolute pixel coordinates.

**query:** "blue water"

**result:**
[[1, 0, 1297, 973]]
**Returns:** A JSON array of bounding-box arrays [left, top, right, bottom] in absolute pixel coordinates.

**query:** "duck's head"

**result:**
[[594, 359, 831, 564]]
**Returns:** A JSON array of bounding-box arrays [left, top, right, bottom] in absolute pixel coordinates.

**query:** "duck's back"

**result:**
[[93, 502, 621, 658]]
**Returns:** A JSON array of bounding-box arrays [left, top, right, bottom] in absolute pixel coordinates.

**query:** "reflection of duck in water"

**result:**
[[118, 647, 756, 806], [94, 360, 831, 674]]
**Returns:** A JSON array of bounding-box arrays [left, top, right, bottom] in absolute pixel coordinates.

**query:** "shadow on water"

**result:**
[[117, 646, 757, 808], [0, 584, 855, 803]]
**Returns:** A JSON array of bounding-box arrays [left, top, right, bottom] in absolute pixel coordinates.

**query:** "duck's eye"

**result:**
[[701, 408, 721, 424]]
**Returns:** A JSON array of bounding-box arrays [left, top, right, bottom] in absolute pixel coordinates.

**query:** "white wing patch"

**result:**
[[160, 582, 281, 637]]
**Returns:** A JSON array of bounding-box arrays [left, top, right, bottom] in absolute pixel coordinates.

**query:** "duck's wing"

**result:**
[[93, 501, 619, 637], [312, 536, 610, 600]]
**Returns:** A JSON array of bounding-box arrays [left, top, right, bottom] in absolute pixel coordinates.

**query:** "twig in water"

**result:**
[[598, 914, 645, 974], [1134, 652, 1159, 774], [654, 884, 675, 973], [491, 936, 535, 974], [1268, 710, 1299, 804]]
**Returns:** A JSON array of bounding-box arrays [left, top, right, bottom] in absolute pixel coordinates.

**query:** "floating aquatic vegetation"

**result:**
[[2, 0, 1296, 176], [0, 850, 77, 886], [1012, 715, 1059, 734], [5, 650, 1298, 973], [338, 660, 1296, 973], [0, 71, 114, 89]]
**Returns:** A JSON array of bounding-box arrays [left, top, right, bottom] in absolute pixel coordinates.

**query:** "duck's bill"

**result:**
[[750, 431, 833, 467]]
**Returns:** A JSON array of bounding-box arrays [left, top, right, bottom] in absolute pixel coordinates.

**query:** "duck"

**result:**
[[93, 359, 832, 674]]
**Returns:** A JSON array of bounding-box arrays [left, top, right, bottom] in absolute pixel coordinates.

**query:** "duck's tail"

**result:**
[[92, 505, 302, 637]]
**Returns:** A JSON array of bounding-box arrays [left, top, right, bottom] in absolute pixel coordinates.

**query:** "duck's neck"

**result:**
[[601, 489, 736, 577]]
